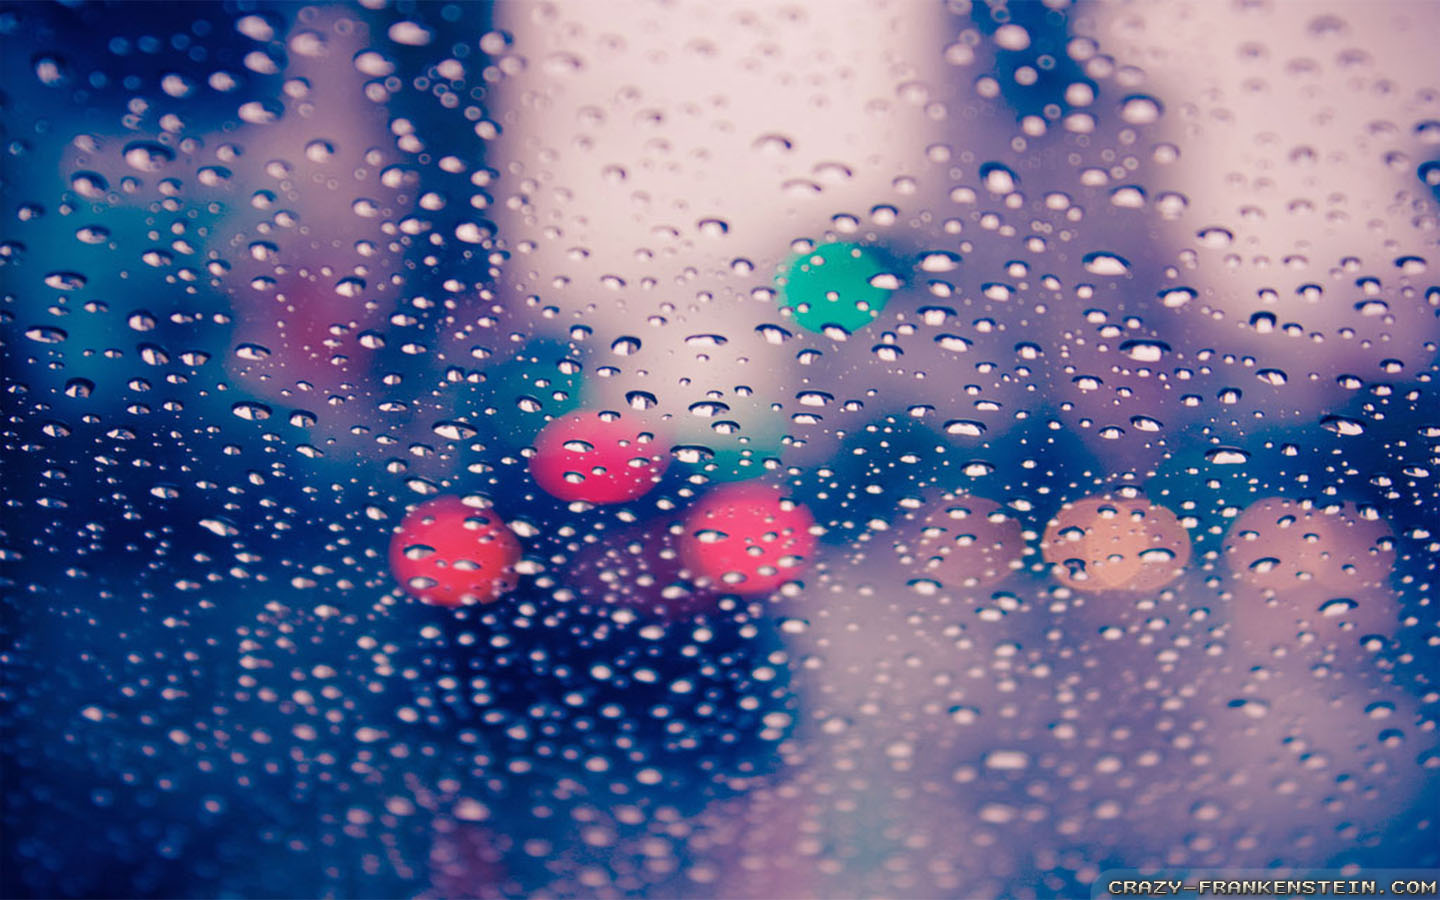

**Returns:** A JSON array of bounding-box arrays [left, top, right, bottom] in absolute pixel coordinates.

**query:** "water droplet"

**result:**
[[122, 141, 175, 172], [1083, 252, 1131, 276], [943, 419, 986, 437], [1119, 339, 1169, 362], [238, 100, 283, 124], [44, 271, 86, 291], [304, 140, 336, 163], [1320, 415, 1365, 436], [919, 251, 962, 273], [1205, 447, 1250, 465], [1318, 597, 1359, 618], [626, 391, 658, 410], [980, 162, 1019, 194], [433, 421, 478, 441], [25, 326, 68, 344], [983, 750, 1030, 770], [33, 54, 70, 87], [1119, 94, 1164, 124], [389, 21, 433, 46], [70, 172, 109, 198], [455, 220, 496, 243], [231, 401, 272, 421], [64, 378, 94, 398], [1197, 227, 1234, 248]]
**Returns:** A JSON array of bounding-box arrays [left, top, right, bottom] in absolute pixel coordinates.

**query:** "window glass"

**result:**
[[2, 1, 1437, 896]]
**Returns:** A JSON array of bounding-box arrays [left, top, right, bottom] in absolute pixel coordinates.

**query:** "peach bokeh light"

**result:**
[[1041, 494, 1192, 593]]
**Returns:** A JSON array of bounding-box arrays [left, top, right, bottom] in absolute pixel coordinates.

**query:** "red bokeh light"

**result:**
[[679, 484, 816, 595], [529, 410, 669, 504], [389, 496, 522, 606]]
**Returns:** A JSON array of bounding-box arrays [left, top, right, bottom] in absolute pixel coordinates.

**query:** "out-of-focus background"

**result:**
[[1, 0, 1437, 896]]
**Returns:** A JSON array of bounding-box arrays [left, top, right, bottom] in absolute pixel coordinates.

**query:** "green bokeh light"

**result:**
[[776, 241, 893, 335], [673, 393, 787, 483]]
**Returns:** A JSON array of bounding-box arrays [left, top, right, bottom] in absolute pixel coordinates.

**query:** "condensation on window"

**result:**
[[2, 0, 1437, 896]]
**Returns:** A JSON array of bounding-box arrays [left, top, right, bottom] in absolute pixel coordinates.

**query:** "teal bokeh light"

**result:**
[[775, 241, 894, 335]]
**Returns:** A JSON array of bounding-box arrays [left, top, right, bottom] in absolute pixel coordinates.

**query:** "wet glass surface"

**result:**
[[2, 1, 1438, 897]]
